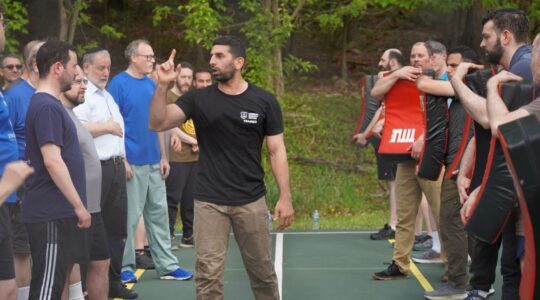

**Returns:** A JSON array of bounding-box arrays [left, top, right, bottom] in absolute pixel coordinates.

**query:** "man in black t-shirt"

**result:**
[[149, 35, 294, 300], [23, 40, 91, 299]]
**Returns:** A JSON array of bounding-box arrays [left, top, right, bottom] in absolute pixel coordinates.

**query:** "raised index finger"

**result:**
[[168, 49, 176, 63]]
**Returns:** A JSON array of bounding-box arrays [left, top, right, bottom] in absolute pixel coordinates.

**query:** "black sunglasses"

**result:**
[[3, 64, 22, 70]]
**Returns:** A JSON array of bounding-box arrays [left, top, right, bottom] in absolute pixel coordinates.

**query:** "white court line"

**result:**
[[274, 233, 284, 298], [273, 230, 377, 235]]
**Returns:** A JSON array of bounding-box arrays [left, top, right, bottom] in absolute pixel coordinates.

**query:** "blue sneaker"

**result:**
[[121, 270, 138, 284], [160, 268, 194, 281]]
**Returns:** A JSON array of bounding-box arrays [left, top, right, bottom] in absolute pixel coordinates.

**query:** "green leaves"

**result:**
[[1, 0, 28, 52], [178, 0, 226, 49], [99, 24, 125, 40]]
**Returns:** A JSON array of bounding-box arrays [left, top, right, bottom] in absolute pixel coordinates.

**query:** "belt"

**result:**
[[101, 156, 124, 164]]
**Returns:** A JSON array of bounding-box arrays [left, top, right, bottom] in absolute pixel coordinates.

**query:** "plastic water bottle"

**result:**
[[312, 209, 320, 230], [268, 211, 273, 232]]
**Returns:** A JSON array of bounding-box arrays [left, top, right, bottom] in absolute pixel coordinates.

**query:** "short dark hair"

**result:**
[[448, 46, 479, 64], [212, 35, 246, 60], [388, 50, 405, 67], [36, 40, 77, 79], [482, 8, 529, 43], [2, 53, 20, 65], [194, 68, 212, 80], [178, 61, 193, 71]]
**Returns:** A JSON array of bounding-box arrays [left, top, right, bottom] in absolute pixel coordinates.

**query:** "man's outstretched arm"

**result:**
[[450, 63, 490, 128], [149, 49, 187, 132]]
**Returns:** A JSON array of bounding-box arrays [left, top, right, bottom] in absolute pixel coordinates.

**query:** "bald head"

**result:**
[[379, 48, 402, 71]]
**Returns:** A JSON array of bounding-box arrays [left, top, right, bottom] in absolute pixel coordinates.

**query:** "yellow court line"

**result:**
[[114, 269, 145, 300], [387, 239, 433, 292]]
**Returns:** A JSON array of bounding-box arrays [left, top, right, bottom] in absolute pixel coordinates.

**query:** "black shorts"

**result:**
[[7, 196, 31, 255], [88, 212, 110, 261], [26, 218, 89, 299], [370, 138, 397, 181], [0, 206, 15, 280]]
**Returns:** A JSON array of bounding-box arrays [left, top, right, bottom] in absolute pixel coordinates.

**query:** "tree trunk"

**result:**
[[58, 0, 68, 41], [67, 2, 81, 44], [270, 0, 284, 97]]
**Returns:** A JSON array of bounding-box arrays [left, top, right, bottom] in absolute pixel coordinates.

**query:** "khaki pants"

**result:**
[[393, 160, 442, 274], [439, 179, 468, 288], [194, 197, 279, 300]]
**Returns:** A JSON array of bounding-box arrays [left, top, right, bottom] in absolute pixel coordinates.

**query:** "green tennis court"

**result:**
[[114, 231, 503, 299]]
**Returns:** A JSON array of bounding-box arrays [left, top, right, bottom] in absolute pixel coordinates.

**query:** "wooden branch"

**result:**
[[291, 0, 306, 20], [67, 5, 80, 44], [58, 0, 67, 41]]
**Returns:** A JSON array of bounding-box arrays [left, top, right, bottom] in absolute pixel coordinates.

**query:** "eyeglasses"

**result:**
[[3, 64, 22, 70], [135, 54, 156, 61], [72, 78, 88, 85]]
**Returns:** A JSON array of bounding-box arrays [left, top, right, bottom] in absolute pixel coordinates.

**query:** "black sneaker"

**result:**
[[372, 261, 408, 280], [370, 224, 395, 240], [180, 236, 194, 248], [144, 245, 152, 258], [109, 283, 138, 299], [136, 251, 155, 269]]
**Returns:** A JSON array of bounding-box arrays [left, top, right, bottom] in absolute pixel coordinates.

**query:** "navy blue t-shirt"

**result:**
[[22, 93, 86, 223], [5, 80, 36, 159], [0, 92, 18, 204], [176, 83, 284, 205], [108, 71, 160, 165], [509, 45, 540, 95]]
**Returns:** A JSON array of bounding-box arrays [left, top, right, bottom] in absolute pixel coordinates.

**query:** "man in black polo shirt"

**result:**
[[23, 40, 91, 299], [149, 35, 294, 300]]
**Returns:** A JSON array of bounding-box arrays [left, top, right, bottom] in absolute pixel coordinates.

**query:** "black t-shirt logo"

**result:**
[[240, 111, 259, 124]]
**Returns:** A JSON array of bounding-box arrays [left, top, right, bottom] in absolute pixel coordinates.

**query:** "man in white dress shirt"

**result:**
[[73, 48, 137, 299]]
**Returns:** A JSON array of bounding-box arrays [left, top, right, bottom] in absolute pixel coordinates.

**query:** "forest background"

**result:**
[[4, 0, 539, 229]]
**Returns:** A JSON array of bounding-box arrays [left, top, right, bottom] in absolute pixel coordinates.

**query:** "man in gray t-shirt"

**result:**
[[60, 66, 111, 299]]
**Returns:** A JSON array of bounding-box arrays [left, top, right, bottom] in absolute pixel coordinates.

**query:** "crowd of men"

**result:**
[[0, 2, 294, 299], [2, 3, 540, 300], [354, 7, 540, 300]]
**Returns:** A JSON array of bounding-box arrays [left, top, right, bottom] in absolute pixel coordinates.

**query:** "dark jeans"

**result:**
[[100, 158, 128, 287], [166, 161, 197, 238], [439, 179, 468, 288], [469, 211, 521, 300]]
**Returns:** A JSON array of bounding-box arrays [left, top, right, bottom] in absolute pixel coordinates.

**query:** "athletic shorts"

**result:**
[[7, 197, 31, 255], [370, 137, 397, 181], [26, 218, 89, 299], [88, 212, 110, 261], [0, 206, 15, 280]]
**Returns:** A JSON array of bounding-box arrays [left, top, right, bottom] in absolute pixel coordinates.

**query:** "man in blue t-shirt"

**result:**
[[450, 8, 533, 300], [108, 39, 192, 283], [23, 40, 91, 299], [0, 6, 27, 300], [4, 40, 43, 300], [149, 35, 294, 300]]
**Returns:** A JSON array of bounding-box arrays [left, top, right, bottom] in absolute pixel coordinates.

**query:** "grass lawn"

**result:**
[[176, 89, 391, 231]]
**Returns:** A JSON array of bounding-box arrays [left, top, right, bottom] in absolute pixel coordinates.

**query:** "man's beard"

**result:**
[[214, 70, 233, 83], [60, 72, 73, 93], [180, 84, 191, 93], [485, 39, 503, 65], [379, 62, 390, 71]]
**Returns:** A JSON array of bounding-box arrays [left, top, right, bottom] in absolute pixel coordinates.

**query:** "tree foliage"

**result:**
[[1, 0, 28, 53]]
